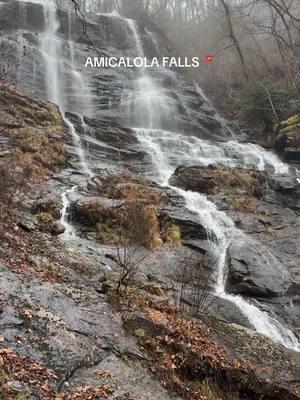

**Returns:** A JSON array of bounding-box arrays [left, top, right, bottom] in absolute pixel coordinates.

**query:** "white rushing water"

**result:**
[[34, 0, 94, 234], [60, 186, 77, 238], [40, 1, 62, 105], [18, 1, 299, 350], [126, 19, 300, 351]]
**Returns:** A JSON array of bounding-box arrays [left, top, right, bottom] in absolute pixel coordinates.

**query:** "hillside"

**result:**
[[0, 1, 299, 399]]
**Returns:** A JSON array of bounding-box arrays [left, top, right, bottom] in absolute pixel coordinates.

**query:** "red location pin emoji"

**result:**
[[205, 55, 213, 62]]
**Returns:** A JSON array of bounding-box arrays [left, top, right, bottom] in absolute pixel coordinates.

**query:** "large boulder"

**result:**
[[215, 322, 300, 399], [160, 199, 208, 241], [226, 239, 292, 297], [70, 197, 122, 226], [169, 165, 262, 196]]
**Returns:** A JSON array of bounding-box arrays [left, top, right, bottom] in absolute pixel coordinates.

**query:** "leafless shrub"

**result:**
[[113, 195, 167, 294], [114, 234, 147, 294], [174, 254, 217, 323]]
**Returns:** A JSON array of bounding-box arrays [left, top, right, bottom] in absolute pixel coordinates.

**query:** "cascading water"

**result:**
[[125, 19, 300, 351], [60, 186, 77, 238], [194, 84, 235, 138], [40, 1, 62, 105], [14, 2, 299, 350], [30, 0, 94, 236]]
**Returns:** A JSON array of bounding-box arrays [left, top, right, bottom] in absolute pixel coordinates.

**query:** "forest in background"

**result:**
[[1, 0, 299, 136], [57, 0, 300, 138]]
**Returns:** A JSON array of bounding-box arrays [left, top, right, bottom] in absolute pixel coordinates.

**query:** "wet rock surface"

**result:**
[[170, 165, 300, 332], [0, 3, 300, 398], [226, 240, 291, 297], [215, 322, 300, 399], [0, 234, 181, 399]]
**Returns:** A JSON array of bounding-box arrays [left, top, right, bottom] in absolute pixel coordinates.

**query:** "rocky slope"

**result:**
[[170, 165, 300, 332], [0, 1, 300, 399], [0, 86, 299, 399]]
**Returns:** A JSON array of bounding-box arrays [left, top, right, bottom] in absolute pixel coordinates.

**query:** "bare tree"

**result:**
[[219, 0, 250, 82]]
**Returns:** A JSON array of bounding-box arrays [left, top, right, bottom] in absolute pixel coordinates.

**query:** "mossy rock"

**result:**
[[37, 212, 64, 235], [142, 283, 165, 297], [123, 311, 170, 338], [282, 114, 300, 127], [164, 223, 181, 247], [273, 114, 300, 154], [71, 197, 114, 226], [38, 212, 54, 225], [279, 123, 300, 135]]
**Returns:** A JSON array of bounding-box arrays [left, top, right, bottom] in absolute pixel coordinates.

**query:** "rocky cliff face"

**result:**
[[0, 1, 300, 399]]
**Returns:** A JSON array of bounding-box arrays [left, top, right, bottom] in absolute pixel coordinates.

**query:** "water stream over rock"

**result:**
[[4, 0, 299, 351], [122, 19, 300, 351]]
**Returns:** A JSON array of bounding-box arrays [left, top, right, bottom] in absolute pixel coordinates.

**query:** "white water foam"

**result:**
[[60, 186, 77, 239], [125, 20, 299, 351], [30, 0, 94, 235]]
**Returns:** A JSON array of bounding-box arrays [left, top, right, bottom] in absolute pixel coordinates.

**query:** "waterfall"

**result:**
[[125, 20, 176, 131], [60, 186, 77, 238], [194, 84, 235, 138], [14, 2, 299, 350], [125, 19, 300, 351], [39, 1, 62, 105], [32, 0, 94, 236], [145, 29, 160, 56]]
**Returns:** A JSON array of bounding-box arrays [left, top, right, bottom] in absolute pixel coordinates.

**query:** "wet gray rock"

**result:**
[[206, 295, 253, 328], [216, 322, 300, 399], [160, 193, 208, 241], [0, 306, 24, 326], [0, 261, 136, 380], [0, 1, 45, 32], [67, 353, 182, 400], [17, 213, 38, 231], [64, 113, 146, 172], [51, 221, 65, 235], [226, 240, 292, 297], [285, 147, 300, 162], [264, 296, 300, 332]]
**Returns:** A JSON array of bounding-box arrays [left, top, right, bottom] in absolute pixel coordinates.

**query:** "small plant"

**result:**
[[121, 201, 161, 249], [160, 219, 181, 247], [114, 233, 147, 295], [174, 255, 216, 322]]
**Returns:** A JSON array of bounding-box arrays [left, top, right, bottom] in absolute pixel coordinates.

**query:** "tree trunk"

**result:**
[[219, 0, 250, 83]]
